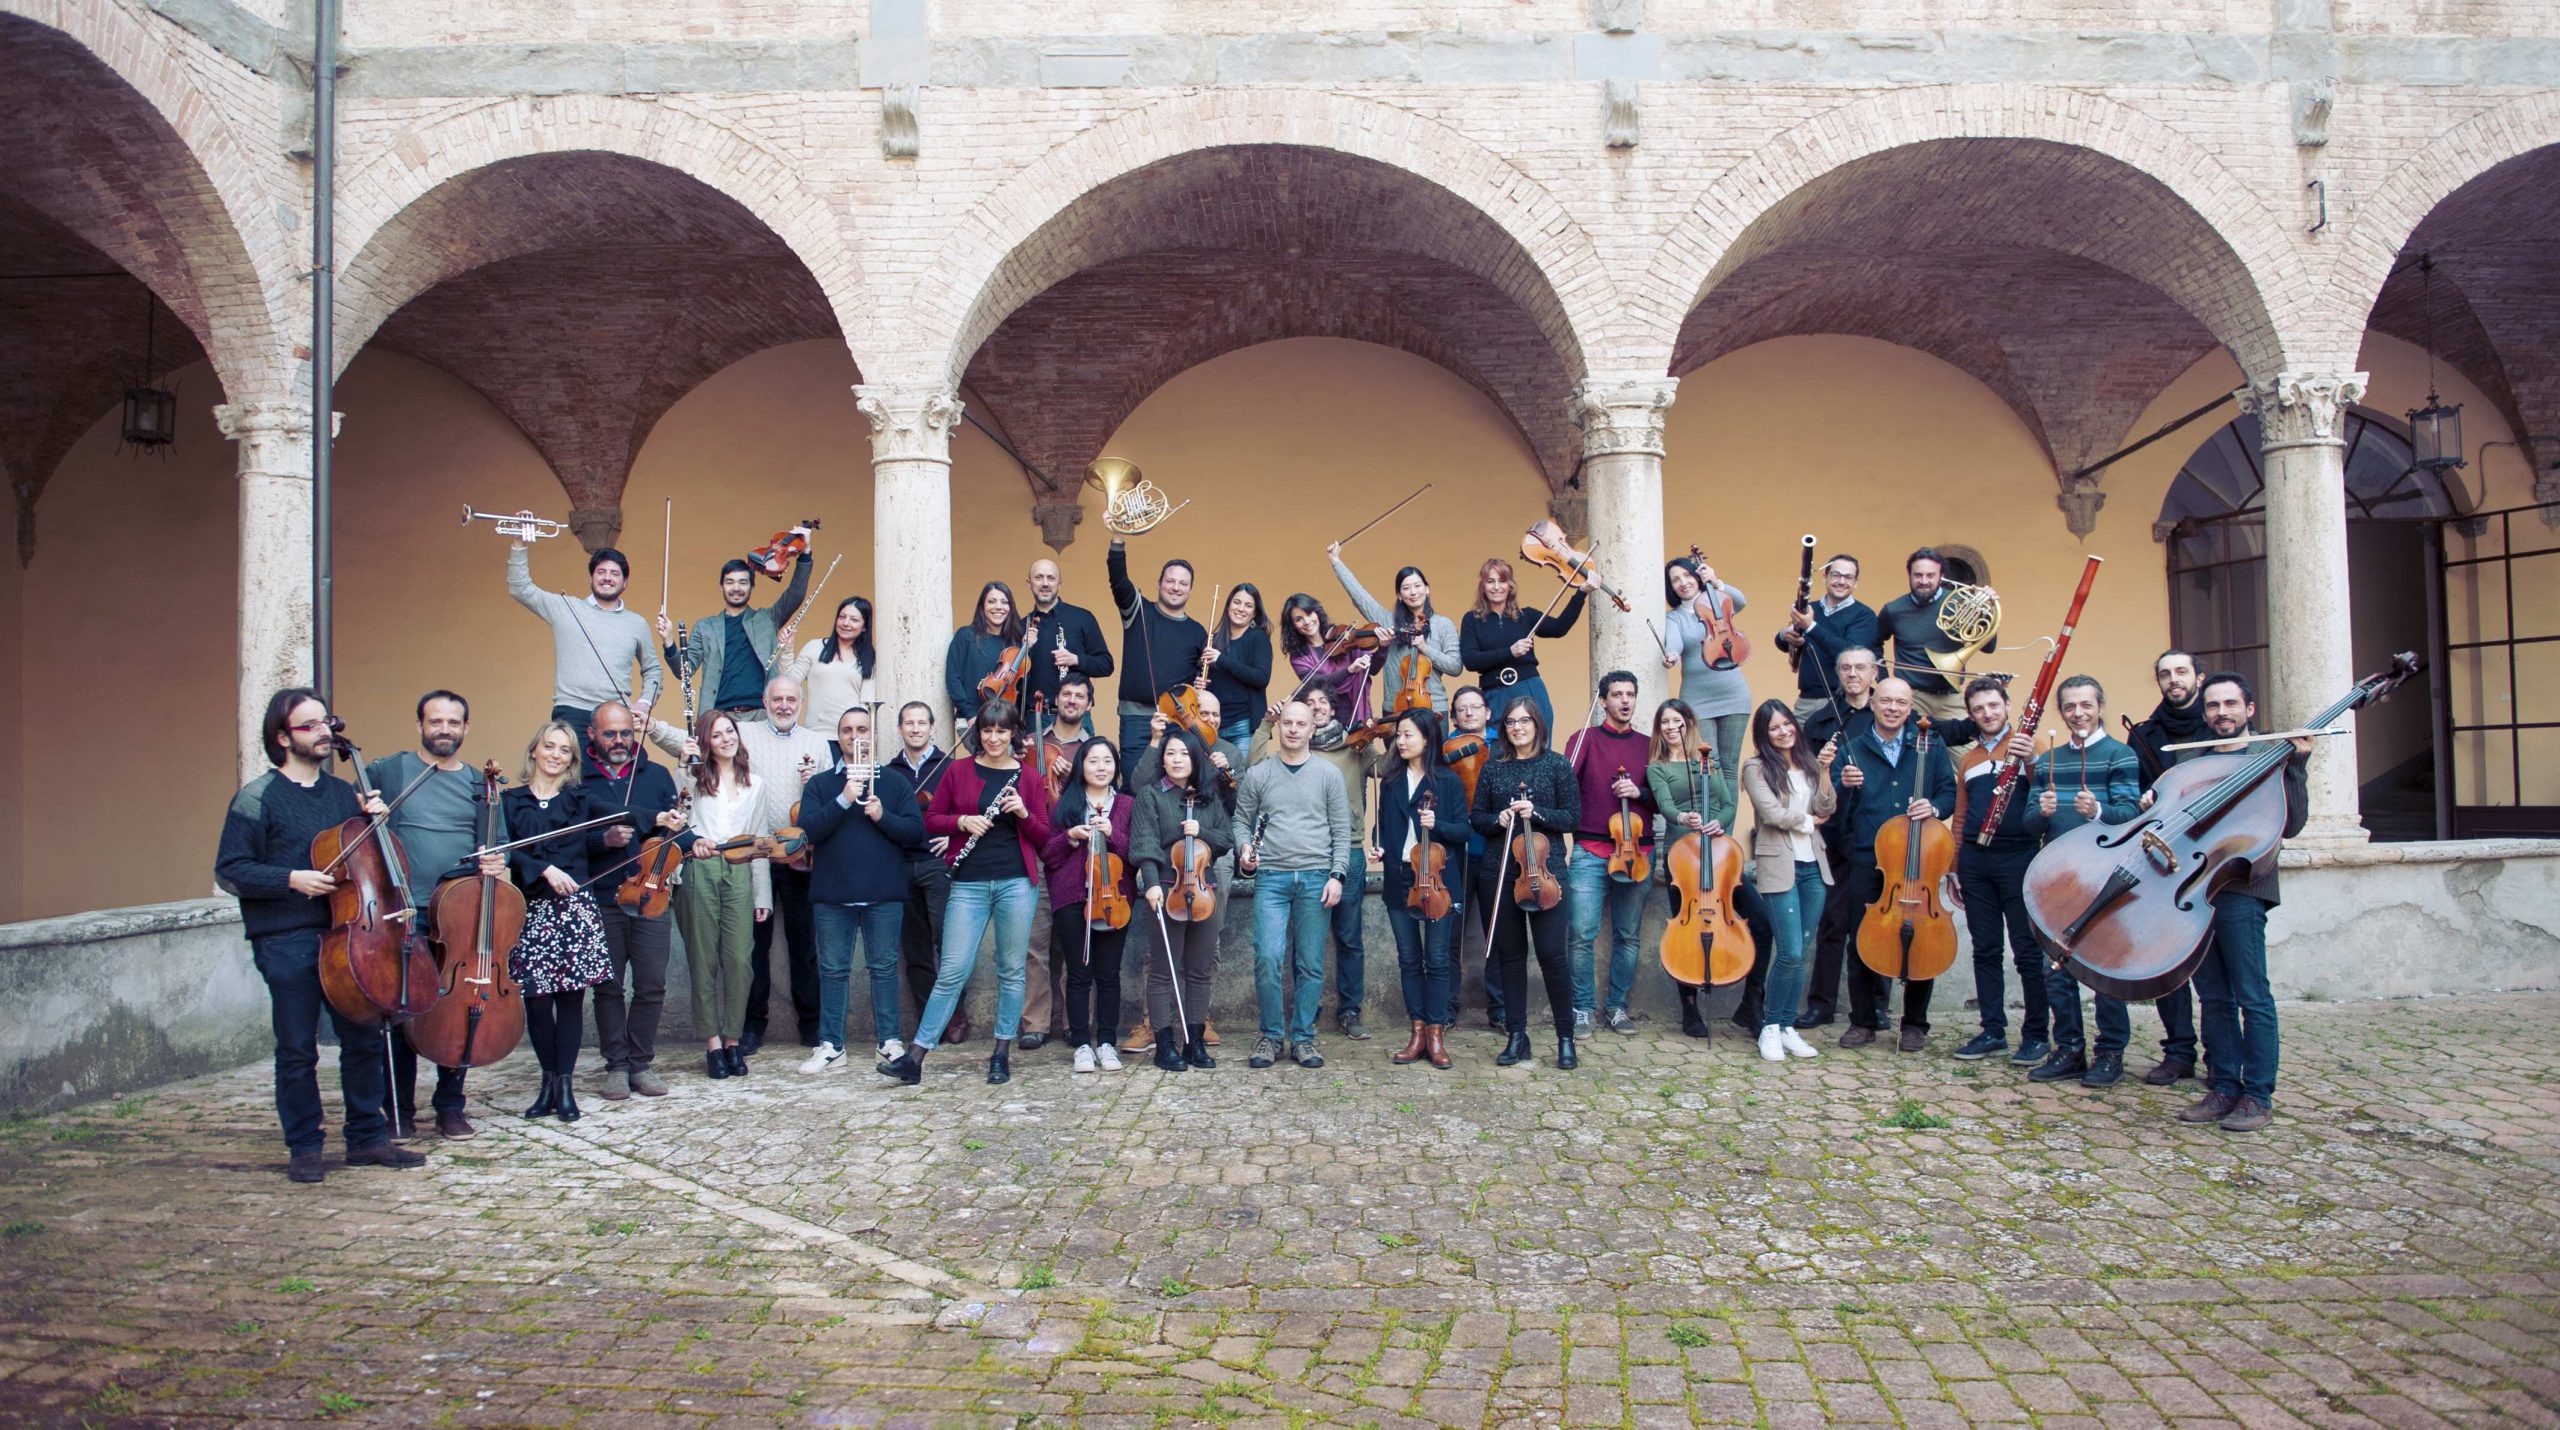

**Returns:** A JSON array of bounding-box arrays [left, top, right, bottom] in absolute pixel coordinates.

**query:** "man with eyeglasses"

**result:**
[[216, 688, 427, 1184], [582, 700, 690, 1100], [1778, 553, 1879, 724]]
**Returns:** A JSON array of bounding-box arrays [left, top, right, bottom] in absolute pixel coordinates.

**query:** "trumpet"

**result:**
[[462, 505, 569, 542], [1088, 457, 1188, 536], [1929, 578, 2002, 673]]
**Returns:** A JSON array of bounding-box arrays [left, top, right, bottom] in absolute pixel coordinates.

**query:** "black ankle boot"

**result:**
[[1185, 1025, 1216, 1069], [1154, 1028, 1189, 1072], [706, 1049, 729, 1080], [1555, 1036, 1579, 1070], [522, 1073, 559, 1119], [725, 1045, 749, 1078], [1680, 994, 1711, 1039], [1496, 1031, 1531, 1066], [554, 1075, 582, 1123], [986, 1038, 1013, 1085], [878, 1048, 924, 1085]]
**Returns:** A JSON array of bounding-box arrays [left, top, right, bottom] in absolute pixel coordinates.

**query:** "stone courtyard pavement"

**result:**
[[1, 994, 2556, 1428]]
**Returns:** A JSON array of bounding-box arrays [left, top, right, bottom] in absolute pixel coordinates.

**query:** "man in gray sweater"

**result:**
[[507, 538, 662, 739], [1236, 700, 1351, 1070]]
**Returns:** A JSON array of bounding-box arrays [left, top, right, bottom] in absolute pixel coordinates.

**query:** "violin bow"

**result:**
[[1334, 483, 1434, 549]]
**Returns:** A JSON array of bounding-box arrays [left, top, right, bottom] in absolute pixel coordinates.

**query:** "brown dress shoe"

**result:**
[[1121, 1018, 1154, 1053], [1391, 1019, 1428, 1065], [946, 1013, 973, 1046], [1897, 1026, 1928, 1054], [436, 1109, 477, 1139], [2142, 1056, 2195, 1086], [2220, 1095, 2273, 1133], [1839, 1026, 1878, 1050], [1202, 1020, 1221, 1046], [1424, 1024, 1452, 1070], [2178, 1090, 2240, 1123]]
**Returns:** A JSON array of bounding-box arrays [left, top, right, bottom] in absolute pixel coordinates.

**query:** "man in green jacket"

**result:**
[[657, 532, 814, 723]]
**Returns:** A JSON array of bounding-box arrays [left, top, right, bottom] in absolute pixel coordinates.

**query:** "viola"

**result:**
[[1606, 764, 1650, 884], [1506, 782, 1562, 910], [1440, 731, 1488, 807], [1324, 621, 1387, 652], [1856, 717, 1960, 984], [1405, 786, 1452, 921], [779, 801, 814, 872], [1660, 748, 1752, 987], [1686, 545, 1750, 670], [619, 618, 696, 918], [1166, 791, 1218, 922], [1035, 699, 1080, 803], [310, 733, 442, 1026], [747, 518, 819, 579], [1080, 793, 1131, 932], [978, 614, 1042, 709], [410, 760, 527, 1068], [1521, 518, 1631, 612]]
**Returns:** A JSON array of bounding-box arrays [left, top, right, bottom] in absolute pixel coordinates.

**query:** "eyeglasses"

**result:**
[[1503, 717, 1537, 728], [286, 720, 334, 734]]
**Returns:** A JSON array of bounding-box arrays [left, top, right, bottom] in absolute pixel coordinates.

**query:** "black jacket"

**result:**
[[502, 783, 637, 899], [2128, 695, 2210, 785], [797, 764, 924, 905], [1832, 723, 1957, 860], [1130, 777, 1234, 893], [1790, 598, 1880, 700], [1377, 765, 1470, 906], [945, 627, 1013, 721], [888, 746, 953, 860], [1106, 541, 1208, 706], [1206, 624, 1274, 732], [1878, 588, 1961, 696], [1460, 595, 1585, 689], [2170, 741, 2309, 906], [1469, 750, 1579, 889], [1023, 599, 1115, 713]]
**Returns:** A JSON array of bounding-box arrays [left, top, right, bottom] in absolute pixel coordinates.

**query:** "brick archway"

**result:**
[[1635, 84, 2301, 382], [916, 89, 1608, 392], [333, 95, 873, 376]]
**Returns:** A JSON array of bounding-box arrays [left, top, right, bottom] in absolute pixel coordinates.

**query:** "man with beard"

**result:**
[[736, 676, 833, 1053], [1023, 557, 1115, 721], [1876, 548, 1992, 735], [657, 533, 815, 723], [1106, 538, 1207, 777], [2122, 648, 2209, 1084], [890, 700, 969, 1044], [1797, 646, 1878, 1028], [584, 701, 690, 1100], [1779, 553, 1879, 725], [507, 538, 661, 742], [365, 691, 509, 1139]]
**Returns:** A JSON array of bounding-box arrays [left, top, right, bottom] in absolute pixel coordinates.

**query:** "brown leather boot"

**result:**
[[1121, 1018, 1154, 1053], [947, 1012, 973, 1046], [1392, 1019, 1428, 1065], [1202, 1020, 1221, 1046], [1424, 1023, 1451, 1070]]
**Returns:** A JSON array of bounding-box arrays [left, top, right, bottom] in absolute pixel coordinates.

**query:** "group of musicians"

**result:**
[[216, 521, 2309, 1183]]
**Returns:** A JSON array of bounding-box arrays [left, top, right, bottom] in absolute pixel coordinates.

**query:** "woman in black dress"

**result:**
[[502, 720, 629, 1122]]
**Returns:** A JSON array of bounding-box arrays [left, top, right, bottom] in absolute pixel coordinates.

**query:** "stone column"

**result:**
[[855, 384, 962, 731], [217, 401, 320, 786], [1571, 377, 1677, 717], [2237, 370, 2368, 845]]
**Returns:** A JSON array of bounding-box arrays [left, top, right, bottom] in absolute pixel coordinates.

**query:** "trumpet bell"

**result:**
[[1088, 457, 1185, 535], [1928, 579, 2001, 673]]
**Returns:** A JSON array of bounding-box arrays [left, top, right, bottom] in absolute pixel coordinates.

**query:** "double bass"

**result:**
[[409, 761, 527, 1068], [1660, 748, 1753, 987], [2027, 655, 2418, 1001], [1856, 717, 1959, 984], [309, 732, 442, 1025]]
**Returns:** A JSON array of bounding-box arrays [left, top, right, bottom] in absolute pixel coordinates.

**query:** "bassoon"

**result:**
[[1974, 555, 2102, 846], [1782, 534, 1816, 674]]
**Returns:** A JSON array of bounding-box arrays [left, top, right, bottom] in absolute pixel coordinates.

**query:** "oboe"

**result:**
[[950, 769, 1021, 863]]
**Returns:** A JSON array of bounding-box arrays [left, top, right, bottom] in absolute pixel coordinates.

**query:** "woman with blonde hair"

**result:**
[[501, 720, 630, 1121]]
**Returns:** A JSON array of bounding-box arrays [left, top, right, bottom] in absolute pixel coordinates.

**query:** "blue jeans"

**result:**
[[1117, 704, 1157, 789], [2046, 964, 2131, 1057], [1251, 867, 1331, 1044], [1331, 857, 1367, 1017], [1219, 717, 1255, 748], [1567, 846, 1647, 1013], [813, 900, 905, 1051], [1756, 863, 1826, 1030], [1387, 901, 1455, 1025], [2155, 983, 2199, 1063], [2195, 893, 2278, 1103], [250, 929, 390, 1155], [1488, 676, 1550, 733], [915, 876, 1036, 1050]]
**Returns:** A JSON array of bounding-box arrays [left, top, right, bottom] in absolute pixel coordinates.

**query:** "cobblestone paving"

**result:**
[[2, 994, 2556, 1426]]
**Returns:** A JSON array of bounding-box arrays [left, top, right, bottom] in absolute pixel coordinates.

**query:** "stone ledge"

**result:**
[[0, 897, 239, 954], [2279, 837, 2560, 869]]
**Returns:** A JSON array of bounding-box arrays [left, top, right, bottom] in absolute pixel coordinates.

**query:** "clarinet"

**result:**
[[950, 768, 1020, 863]]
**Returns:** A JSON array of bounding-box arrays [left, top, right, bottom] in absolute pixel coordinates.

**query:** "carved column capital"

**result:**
[[853, 385, 964, 466], [2234, 371, 2367, 454], [214, 401, 340, 477], [1570, 378, 1677, 458], [2056, 478, 2107, 539], [1032, 498, 1083, 552], [567, 505, 624, 554]]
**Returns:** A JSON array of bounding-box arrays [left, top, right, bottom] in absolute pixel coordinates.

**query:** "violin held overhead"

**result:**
[[1520, 520, 1631, 612], [747, 518, 820, 579]]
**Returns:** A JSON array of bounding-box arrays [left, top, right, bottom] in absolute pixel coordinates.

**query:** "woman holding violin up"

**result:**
[[1328, 548, 1461, 715], [1662, 556, 1754, 770], [677, 710, 774, 1082], [1470, 696, 1582, 1069], [503, 720, 636, 1122], [1042, 739, 1133, 1074], [1278, 594, 1376, 728], [1131, 731, 1231, 1072], [1460, 558, 1587, 732], [945, 581, 1025, 727], [1376, 708, 1470, 1069]]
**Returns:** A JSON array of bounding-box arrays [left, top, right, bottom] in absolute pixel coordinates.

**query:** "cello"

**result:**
[[1660, 748, 1754, 987], [2026, 654, 2418, 1001], [1686, 545, 1750, 670], [1856, 717, 1959, 984], [410, 761, 527, 1068], [310, 732, 443, 1025]]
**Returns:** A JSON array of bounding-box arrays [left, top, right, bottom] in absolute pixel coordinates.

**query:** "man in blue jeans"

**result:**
[[2156, 672, 2309, 1134], [1561, 671, 1655, 1035], [1236, 701, 1352, 1069], [1298, 687, 1371, 1041], [2022, 675, 2145, 1087], [796, 706, 922, 1074]]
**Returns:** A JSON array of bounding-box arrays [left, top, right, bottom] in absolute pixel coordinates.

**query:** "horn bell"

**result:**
[[1928, 579, 2002, 674]]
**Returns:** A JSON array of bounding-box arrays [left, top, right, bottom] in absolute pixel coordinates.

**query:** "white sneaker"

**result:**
[[796, 1042, 844, 1076], [1072, 1044, 1098, 1073], [1095, 1042, 1123, 1071], [876, 1038, 904, 1063], [1757, 1025, 1787, 1062], [1780, 1027, 1821, 1060]]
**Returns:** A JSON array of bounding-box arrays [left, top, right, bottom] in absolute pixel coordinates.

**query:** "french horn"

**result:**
[[1088, 457, 1188, 536], [1929, 579, 2002, 673]]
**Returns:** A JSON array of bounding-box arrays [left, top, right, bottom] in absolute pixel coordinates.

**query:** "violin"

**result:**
[[1324, 621, 1387, 652], [1686, 544, 1750, 670], [619, 620, 695, 919], [410, 760, 527, 1068], [1660, 748, 1752, 987], [1521, 518, 1631, 612], [2027, 654, 2418, 1001], [1857, 716, 1960, 984], [1440, 731, 1488, 807], [978, 614, 1042, 709], [1166, 791, 1218, 922], [310, 732, 442, 1026], [1606, 764, 1650, 884], [1035, 697, 1079, 802], [1507, 782, 1562, 910], [747, 518, 819, 579], [1082, 792, 1131, 932], [1405, 786, 1452, 921], [1157, 641, 1217, 745]]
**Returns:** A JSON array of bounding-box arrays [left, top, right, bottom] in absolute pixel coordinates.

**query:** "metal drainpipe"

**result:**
[[311, 0, 337, 698]]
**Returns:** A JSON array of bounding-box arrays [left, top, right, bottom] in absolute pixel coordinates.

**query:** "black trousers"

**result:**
[[1708, 879, 1777, 1029], [746, 862, 819, 1044], [1803, 835, 1858, 1022], [1053, 901, 1128, 1049], [1842, 860, 1935, 1031], [1477, 859, 1572, 1038], [900, 857, 952, 1018], [1959, 843, 2047, 1042]]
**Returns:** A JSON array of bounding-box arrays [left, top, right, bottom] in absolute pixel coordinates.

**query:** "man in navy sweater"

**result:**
[[214, 688, 427, 1184], [799, 705, 926, 1074], [1831, 677, 1958, 1053], [1779, 552, 1880, 722], [2023, 675, 2146, 1088]]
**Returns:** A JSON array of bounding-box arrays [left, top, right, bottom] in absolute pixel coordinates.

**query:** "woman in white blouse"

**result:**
[[786, 595, 876, 736], [676, 711, 774, 1080], [1739, 699, 1838, 1064]]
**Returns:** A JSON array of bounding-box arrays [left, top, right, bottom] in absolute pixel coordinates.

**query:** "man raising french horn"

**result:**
[[1877, 547, 1997, 738], [1098, 460, 1207, 772]]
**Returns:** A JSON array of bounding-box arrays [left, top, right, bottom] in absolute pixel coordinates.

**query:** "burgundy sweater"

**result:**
[[924, 758, 1054, 876], [1563, 723, 1656, 855]]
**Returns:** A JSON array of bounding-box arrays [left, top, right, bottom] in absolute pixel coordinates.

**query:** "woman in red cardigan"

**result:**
[[878, 699, 1053, 1086]]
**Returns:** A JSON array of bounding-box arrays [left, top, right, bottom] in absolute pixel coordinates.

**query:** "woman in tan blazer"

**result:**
[[1739, 699, 1839, 1063]]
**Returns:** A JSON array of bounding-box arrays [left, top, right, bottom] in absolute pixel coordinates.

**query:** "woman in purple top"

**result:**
[[1042, 739, 1134, 1072]]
